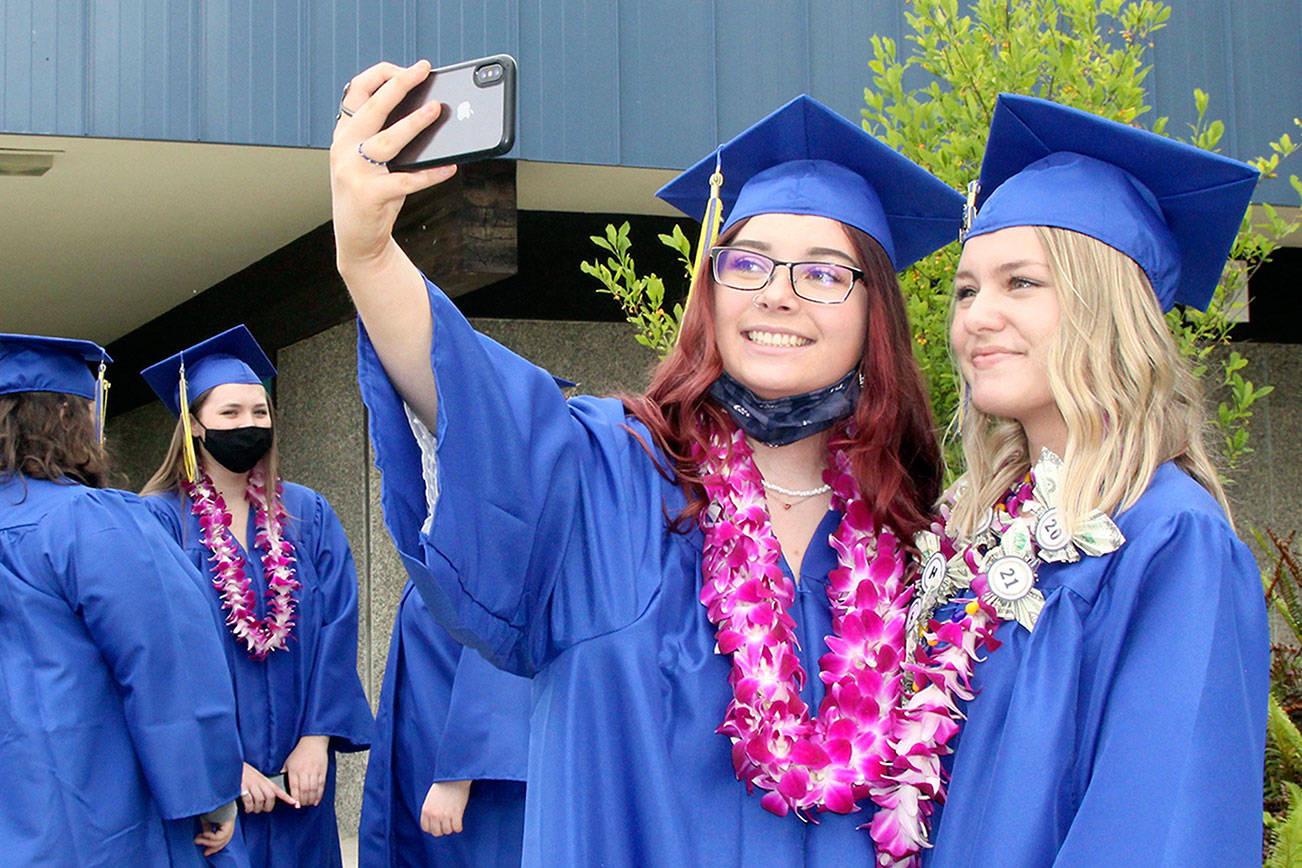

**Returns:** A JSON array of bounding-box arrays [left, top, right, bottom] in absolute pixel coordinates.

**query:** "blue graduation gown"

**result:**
[[359, 581, 530, 867], [0, 477, 245, 867], [146, 482, 374, 868], [925, 463, 1268, 867], [355, 278, 884, 866]]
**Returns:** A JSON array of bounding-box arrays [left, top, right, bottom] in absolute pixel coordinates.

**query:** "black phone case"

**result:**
[[386, 54, 517, 171]]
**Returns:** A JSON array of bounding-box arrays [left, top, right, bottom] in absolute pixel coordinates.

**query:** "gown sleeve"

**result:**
[[1052, 508, 1267, 866], [356, 277, 674, 677], [431, 644, 531, 783], [142, 491, 184, 543], [57, 490, 244, 820], [298, 490, 374, 751]]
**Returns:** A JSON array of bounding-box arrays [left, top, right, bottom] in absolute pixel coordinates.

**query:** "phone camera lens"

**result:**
[[474, 63, 503, 85]]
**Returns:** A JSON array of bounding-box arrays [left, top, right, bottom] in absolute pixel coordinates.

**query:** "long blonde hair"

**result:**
[[140, 384, 282, 501], [948, 226, 1228, 539]]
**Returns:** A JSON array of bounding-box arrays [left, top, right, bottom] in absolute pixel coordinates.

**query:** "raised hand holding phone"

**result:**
[[330, 58, 486, 428], [330, 60, 458, 272]]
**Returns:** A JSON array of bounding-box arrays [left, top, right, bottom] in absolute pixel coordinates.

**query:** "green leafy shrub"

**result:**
[[858, 0, 1297, 475], [580, 222, 691, 358], [1260, 530, 1302, 864]]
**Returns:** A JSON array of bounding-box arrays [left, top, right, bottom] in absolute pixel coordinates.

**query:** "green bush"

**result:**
[[860, 0, 1296, 475]]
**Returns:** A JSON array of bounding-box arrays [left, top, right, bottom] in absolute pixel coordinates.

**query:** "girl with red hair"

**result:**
[[334, 60, 962, 867]]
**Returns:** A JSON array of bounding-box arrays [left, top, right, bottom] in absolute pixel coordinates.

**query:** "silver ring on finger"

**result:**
[[357, 140, 389, 167], [335, 81, 355, 120]]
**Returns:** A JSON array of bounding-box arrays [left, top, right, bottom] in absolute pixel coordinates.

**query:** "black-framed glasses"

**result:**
[[709, 246, 863, 304]]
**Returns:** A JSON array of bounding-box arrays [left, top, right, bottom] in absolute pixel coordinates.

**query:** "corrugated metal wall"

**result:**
[[2, 0, 1297, 200]]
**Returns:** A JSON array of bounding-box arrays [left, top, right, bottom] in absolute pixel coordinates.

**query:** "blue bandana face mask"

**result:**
[[708, 369, 860, 447]]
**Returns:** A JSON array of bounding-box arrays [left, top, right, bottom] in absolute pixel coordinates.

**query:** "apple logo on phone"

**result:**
[[456, 101, 474, 121]]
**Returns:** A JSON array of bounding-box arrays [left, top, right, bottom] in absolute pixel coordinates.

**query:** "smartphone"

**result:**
[[267, 771, 289, 794], [385, 54, 516, 171]]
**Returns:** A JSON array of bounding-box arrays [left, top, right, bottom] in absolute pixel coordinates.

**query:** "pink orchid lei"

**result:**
[[696, 426, 917, 863], [183, 466, 299, 660]]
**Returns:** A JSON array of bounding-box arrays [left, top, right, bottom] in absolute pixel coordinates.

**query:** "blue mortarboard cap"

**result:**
[[967, 93, 1259, 311], [656, 95, 963, 270], [0, 334, 111, 399], [141, 325, 276, 417]]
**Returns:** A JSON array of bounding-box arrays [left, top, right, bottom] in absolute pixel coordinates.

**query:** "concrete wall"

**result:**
[[104, 323, 1299, 839], [1233, 343, 1302, 568]]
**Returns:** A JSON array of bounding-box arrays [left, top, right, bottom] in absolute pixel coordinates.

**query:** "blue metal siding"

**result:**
[[515, 0, 622, 165], [1223, 0, 1301, 166], [1146, 0, 1301, 202], [2, 0, 1297, 201], [807, 4, 904, 119], [615, 0, 718, 168], [26, 0, 55, 130], [714, 0, 808, 138]]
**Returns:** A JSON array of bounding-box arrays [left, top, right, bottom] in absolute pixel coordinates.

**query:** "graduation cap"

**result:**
[[141, 325, 276, 481], [656, 94, 963, 280], [966, 93, 1260, 311], [0, 334, 113, 442]]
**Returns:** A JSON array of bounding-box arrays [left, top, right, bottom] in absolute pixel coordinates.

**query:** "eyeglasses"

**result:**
[[709, 247, 863, 304]]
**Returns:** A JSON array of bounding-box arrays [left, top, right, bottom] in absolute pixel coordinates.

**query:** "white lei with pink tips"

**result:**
[[697, 427, 926, 865], [183, 466, 299, 660]]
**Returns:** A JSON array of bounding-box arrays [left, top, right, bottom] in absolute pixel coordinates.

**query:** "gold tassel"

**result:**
[[677, 155, 727, 350], [178, 361, 198, 482], [94, 362, 110, 446], [688, 153, 726, 295]]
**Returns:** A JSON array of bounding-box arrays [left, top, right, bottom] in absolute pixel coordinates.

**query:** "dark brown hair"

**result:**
[[0, 392, 110, 488], [623, 220, 944, 541]]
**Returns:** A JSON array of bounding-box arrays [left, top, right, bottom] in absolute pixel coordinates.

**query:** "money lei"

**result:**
[[909, 448, 1126, 650]]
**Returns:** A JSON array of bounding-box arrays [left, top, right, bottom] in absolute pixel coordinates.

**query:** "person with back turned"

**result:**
[[0, 333, 245, 866]]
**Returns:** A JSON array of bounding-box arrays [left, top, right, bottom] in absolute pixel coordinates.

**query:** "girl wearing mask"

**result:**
[[141, 325, 373, 868]]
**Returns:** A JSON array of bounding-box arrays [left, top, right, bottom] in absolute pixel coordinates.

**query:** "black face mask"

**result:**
[[200, 426, 273, 474]]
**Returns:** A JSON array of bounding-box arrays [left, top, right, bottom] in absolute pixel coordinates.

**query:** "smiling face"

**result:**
[[193, 382, 272, 434], [711, 213, 869, 400], [951, 226, 1066, 454]]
